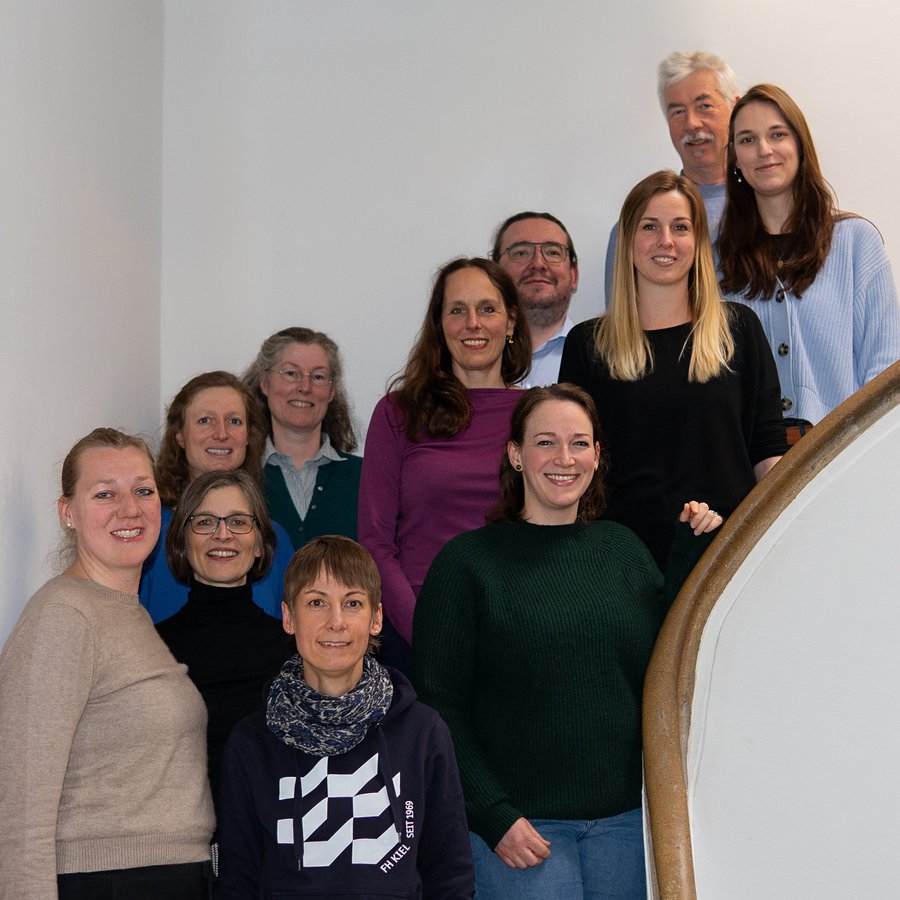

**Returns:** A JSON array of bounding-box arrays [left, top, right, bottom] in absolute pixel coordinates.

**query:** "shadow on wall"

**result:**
[[0, 451, 48, 642]]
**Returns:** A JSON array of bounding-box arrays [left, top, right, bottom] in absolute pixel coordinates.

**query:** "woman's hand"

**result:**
[[680, 500, 723, 535], [494, 817, 551, 869]]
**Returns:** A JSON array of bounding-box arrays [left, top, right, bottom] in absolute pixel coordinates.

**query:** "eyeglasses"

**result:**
[[274, 368, 334, 387], [500, 241, 571, 265], [187, 513, 258, 535]]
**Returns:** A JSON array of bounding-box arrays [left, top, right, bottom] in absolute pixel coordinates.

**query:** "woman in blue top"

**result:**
[[140, 370, 293, 621], [717, 83, 900, 442]]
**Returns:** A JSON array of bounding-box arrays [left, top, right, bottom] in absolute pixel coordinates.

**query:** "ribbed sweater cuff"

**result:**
[[474, 801, 522, 852], [56, 833, 211, 874]]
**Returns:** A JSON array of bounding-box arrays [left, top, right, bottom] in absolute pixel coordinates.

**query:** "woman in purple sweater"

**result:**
[[359, 257, 531, 674]]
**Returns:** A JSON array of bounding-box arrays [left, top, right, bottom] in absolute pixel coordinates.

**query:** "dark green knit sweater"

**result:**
[[414, 519, 665, 850]]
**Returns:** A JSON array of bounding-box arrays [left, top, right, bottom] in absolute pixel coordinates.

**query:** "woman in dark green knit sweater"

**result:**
[[414, 384, 718, 899]]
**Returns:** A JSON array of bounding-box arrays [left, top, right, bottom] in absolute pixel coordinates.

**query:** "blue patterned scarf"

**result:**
[[266, 654, 393, 756]]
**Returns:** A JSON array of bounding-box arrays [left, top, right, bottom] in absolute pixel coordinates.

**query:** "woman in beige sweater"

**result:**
[[0, 428, 214, 899]]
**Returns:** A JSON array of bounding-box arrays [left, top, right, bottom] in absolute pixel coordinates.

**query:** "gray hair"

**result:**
[[657, 50, 739, 113], [241, 327, 358, 452]]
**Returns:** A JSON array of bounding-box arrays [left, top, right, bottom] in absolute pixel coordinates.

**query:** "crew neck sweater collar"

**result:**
[[58, 574, 139, 603], [502, 518, 587, 535], [466, 386, 520, 395], [644, 320, 692, 336], [465, 386, 525, 404]]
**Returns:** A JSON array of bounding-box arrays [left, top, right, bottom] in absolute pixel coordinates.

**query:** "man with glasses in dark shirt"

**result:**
[[491, 211, 579, 387]]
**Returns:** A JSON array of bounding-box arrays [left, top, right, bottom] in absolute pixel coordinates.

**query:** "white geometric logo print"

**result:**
[[277, 753, 402, 867]]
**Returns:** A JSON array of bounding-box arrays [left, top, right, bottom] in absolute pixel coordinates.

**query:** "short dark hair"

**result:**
[[166, 468, 276, 585], [491, 212, 578, 266], [490, 384, 608, 523]]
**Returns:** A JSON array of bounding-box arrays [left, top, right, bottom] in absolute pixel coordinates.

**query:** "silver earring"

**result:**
[[733, 167, 743, 184]]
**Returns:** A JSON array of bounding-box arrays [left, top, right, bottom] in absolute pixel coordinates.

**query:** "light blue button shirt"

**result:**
[[520, 316, 575, 388], [263, 434, 346, 519]]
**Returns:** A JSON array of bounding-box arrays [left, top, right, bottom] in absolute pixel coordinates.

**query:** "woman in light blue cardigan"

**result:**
[[717, 83, 900, 443]]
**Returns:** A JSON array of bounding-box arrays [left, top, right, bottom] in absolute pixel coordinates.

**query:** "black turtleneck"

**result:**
[[156, 578, 293, 813]]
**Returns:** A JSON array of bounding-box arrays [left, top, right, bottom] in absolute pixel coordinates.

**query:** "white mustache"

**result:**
[[681, 130, 715, 146]]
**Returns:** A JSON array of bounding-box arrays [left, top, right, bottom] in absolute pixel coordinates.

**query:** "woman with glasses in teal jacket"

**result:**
[[243, 327, 363, 551]]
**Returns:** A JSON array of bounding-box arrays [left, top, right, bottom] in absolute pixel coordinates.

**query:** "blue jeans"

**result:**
[[470, 808, 646, 899]]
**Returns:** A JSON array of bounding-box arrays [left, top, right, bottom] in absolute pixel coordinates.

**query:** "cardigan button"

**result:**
[[310, 505, 317, 511], [776, 288, 786, 302], [782, 397, 793, 412], [317, 485, 323, 491], [778, 342, 789, 356]]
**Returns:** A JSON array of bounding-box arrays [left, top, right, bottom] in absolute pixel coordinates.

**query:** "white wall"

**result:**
[[2, 0, 898, 641], [686, 403, 900, 898], [159, 0, 900, 441], [0, 1, 163, 641]]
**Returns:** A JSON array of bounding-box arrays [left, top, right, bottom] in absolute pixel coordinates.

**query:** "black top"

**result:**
[[559, 303, 786, 569], [156, 579, 293, 812]]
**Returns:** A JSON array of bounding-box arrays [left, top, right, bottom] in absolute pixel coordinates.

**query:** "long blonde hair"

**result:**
[[597, 170, 733, 383]]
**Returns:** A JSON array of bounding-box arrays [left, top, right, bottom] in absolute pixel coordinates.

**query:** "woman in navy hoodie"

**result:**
[[216, 535, 473, 899]]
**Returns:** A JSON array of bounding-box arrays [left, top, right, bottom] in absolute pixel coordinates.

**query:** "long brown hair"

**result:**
[[599, 170, 734, 383], [155, 371, 266, 508], [490, 384, 608, 523], [389, 257, 531, 441], [718, 83, 840, 299]]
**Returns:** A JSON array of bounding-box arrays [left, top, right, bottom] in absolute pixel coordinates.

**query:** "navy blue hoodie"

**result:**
[[215, 667, 473, 898]]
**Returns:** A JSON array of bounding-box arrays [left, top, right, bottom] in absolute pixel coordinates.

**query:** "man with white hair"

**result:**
[[603, 51, 739, 302]]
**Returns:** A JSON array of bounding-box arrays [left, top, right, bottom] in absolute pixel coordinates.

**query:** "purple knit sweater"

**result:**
[[358, 388, 520, 643]]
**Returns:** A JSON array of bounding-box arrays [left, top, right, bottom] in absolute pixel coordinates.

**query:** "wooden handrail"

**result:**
[[642, 359, 900, 899]]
